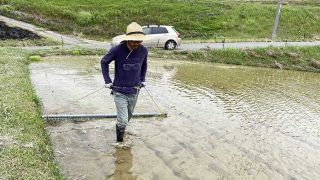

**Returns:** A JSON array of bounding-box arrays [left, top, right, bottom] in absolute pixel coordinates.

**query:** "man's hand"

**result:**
[[104, 83, 113, 89]]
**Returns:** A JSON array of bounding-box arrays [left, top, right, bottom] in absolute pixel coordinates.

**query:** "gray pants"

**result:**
[[113, 91, 139, 129]]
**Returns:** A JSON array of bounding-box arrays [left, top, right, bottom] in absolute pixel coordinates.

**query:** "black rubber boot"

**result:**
[[116, 125, 125, 142]]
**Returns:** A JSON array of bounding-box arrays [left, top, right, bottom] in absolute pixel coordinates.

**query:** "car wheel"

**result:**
[[165, 40, 177, 50]]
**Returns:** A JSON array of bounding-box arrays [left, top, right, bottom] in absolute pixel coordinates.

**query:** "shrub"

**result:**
[[0, 4, 13, 12], [71, 50, 80, 56], [62, 9, 76, 19], [0, 0, 9, 5], [76, 11, 93, 26]]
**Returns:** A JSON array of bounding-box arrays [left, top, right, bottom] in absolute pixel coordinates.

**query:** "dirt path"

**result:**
[[0, 15, 110, 49]]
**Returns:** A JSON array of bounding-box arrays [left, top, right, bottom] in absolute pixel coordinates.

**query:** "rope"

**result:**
[[47, 85, 165, 117], [112, 85, 165, 115], [73, 86, 105, 102], [49, 86, 105, 113], [143, 86, 164, 114]]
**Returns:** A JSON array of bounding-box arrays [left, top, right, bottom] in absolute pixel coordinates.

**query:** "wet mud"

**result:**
[[0, 21, 40, 39], [29, 56, 320, 179]]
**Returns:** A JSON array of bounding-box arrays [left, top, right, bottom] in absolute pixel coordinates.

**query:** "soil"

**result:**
[[0, 21, 39, 39]]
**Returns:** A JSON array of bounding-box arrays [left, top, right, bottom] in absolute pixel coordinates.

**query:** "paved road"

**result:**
[[178, 41, 320, 50], [1, 15, 320, 51]]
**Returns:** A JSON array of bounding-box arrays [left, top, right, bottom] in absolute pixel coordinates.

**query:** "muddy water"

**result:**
[[29, 56, 320, 179]]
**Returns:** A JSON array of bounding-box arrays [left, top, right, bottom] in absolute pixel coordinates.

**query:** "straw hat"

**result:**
[[123, 22, 146, 41]]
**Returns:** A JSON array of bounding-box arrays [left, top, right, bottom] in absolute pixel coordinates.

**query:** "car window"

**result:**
[[151, 27, 168, 34], [142, 27, 152, 35]]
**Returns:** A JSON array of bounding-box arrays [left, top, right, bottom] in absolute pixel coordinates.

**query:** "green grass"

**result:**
[[0, 38, 61, 47], [31, 47, 106, 57], [0, 0, 319, 41], [30, 45, 320, 73], [0, 48, 62, 179], [152, 46, 320, 72]]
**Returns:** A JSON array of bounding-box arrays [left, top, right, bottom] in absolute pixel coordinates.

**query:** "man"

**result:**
[[101, 22, 148, 142]]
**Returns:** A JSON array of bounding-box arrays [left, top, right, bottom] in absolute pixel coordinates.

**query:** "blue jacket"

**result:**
[[101, 42, 148, 95]]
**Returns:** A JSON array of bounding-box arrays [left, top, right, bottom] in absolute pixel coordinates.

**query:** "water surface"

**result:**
[[29, 56, 320, 179]]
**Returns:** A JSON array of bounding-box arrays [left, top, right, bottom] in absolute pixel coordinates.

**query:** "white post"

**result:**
[[272, 0, 282, 40], [61, 36, 64, 49]]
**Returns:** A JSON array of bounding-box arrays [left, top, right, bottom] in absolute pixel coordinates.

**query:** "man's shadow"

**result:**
[[111, 146, 138, 180]]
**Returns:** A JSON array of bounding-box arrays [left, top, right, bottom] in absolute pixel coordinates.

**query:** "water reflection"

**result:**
[[112, 147, 137, 180], [173, 63, 320, 147]]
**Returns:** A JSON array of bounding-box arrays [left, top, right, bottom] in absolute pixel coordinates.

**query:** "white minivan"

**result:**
[[111, 25, 182, 50]]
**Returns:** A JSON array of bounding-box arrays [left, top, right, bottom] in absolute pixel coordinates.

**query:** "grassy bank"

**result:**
[[152, 46, 320, 72], [26, 45, 320, 73], [0, 48, 62, 179], [0, 0, 320, 41]]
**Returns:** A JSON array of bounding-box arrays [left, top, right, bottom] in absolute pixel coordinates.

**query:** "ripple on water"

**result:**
[[172, 63, 320, 178], [30, 58, 320, 179]]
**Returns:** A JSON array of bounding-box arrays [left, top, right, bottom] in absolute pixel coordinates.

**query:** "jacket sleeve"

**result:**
[[140, 51, 148, 82], [101, 48, 115, 84]]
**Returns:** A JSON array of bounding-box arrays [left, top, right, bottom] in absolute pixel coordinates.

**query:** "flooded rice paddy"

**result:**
[[29, 55, 320, 179]]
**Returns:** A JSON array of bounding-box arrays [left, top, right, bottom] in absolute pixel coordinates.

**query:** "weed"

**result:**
[[28, 55, 41, 61], [76, 11, 93, 26]]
